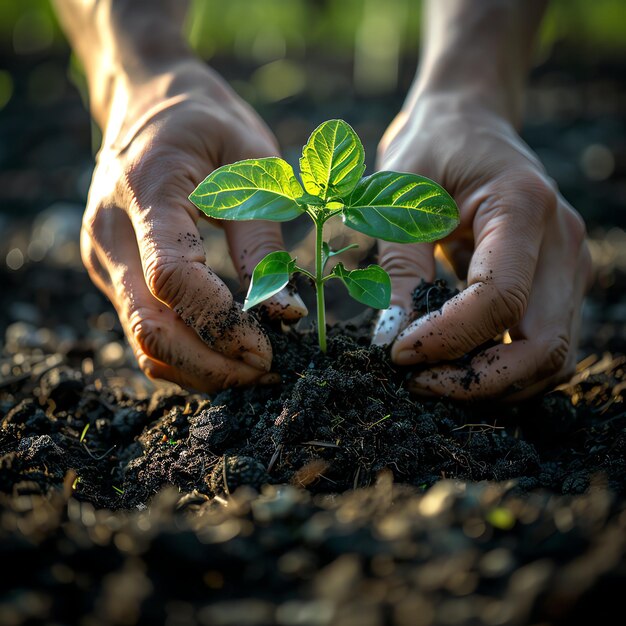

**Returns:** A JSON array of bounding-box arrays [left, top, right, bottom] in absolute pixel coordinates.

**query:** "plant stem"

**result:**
[[315, 217, 327, 352]]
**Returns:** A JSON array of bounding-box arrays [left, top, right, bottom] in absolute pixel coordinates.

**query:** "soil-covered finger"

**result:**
[[224, 220, 308, 321], [378, 240, 436, 311], [408, 339, 569, 400], [90, 209, 272, 388], [127, 203, 272, 369], [373, 241, 436, 346], [392, 175, 550, 365]]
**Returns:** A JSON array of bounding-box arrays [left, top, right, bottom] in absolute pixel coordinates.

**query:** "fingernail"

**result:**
[[372, 305, 407, 346], [393, 348, 429, 366], [394, 349, 418, 365], [259, 373, 282, 385], [242, 352, 272, 372], [268, 288, 308, 320]]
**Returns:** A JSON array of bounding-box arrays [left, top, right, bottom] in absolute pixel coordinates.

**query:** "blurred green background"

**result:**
[[1, 0, 625, 113]]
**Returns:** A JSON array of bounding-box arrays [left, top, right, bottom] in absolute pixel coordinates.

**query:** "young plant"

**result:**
[[189, 119, 459, 353]]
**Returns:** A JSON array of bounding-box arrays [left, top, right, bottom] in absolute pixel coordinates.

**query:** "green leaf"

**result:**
[[322, 242, 359, 269], [243, 251, 296, 311], [330, 263, 391, 309], [296, 192, 325, 208], [190, 157, 305, 222], [300, 119, 365, 201], [343, 171, 459, 243]]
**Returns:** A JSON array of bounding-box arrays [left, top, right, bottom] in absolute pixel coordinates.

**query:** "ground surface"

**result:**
[[1, 254, 625, 626]]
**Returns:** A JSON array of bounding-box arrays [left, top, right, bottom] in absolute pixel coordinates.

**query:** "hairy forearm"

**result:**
[[411, 0, 547, 126], [53, 0, 193, 128]]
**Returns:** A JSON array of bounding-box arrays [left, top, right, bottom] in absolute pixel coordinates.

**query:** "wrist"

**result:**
[[406, 79, 521, 129], [62, 0, 194, 128], [411, 0, 547, 129]]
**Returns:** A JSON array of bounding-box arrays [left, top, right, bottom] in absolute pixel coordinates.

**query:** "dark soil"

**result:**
[[1, 259, 625, 625]]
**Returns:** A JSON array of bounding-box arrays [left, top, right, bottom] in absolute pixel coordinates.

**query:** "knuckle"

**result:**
[[518, 172, 558, 224], [529, 173, 557, 205], [129, 312, 168, 363], [136, 353, 160, 380], [492, 283, 528, 329], [126, 148, 193, 211], [563, 204, 588, 246], [379, 247, 433, 280], [487, 170, 557, 222], [144, 254, 184, 303], [540, 335, 570, 375]]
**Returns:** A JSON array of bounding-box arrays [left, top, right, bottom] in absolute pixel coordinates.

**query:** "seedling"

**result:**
[[79, 423, 90, 443], [190, 119, 459, 352]]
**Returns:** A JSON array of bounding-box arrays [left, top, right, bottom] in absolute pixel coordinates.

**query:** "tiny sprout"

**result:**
[[79, 423, 90, 443], [190, 120, 459, 352]]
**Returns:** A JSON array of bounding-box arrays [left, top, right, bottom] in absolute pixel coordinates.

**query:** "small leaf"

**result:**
[[190, 158, 305, 222], [343, 171, 459, 243], [243, 251, 296, 311], [328, 243, 359, 257], [322, 242, 359, 269], [300, 119, 365, 201], [296, 192, 325, 208], [330, 263, 391, 309], [321, 242, 331, 269]]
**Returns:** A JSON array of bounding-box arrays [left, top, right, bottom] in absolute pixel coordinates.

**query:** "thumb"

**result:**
[[224, 220, 308, 321], [372, 240, 436, 346]]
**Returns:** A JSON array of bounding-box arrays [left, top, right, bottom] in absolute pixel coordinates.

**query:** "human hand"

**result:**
[[82, 62, 306, 392], [372, 94, 592, 400]]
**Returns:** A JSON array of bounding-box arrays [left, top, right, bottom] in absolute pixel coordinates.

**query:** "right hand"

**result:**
[[83, 62, 307, 392], [372, 94, 592, 400]]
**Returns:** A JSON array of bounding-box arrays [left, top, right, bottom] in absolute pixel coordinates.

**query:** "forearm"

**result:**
[[53, 0, 193, 129], [411, 0, 547, 126]]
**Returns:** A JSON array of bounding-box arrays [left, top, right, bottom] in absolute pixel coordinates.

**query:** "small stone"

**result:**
[[17, 435, 64, 463], [208, 455, 269, 496], [5, 322, 46, 352], [189, 407, 233, 450]]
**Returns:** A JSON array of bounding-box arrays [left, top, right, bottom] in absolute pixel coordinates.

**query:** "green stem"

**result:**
[[315, 218, 327, 353]]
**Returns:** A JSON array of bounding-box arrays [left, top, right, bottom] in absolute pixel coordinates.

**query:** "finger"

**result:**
[[143, 357, 281, 388], [391, 172, 552, 365], [504, 204, 590, 400], [409, 200, 590, 400], [223, 220, 308, 321], [80, 221, 111, 295], [372, 240, 436, 346], [125, 185, 272, 372], [223, 132, 308, 322], [89, 205, 272, 392], [407, 340, 566, 400]]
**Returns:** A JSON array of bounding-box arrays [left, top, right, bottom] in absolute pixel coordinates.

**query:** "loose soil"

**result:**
[[1, 261, 625, 626]]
